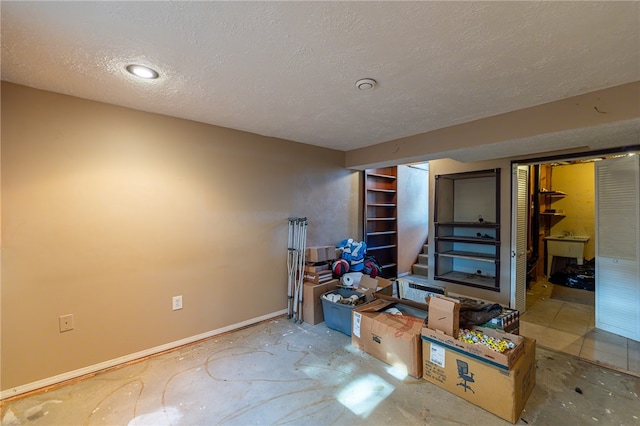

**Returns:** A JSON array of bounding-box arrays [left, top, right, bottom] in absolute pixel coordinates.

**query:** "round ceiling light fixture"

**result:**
[[126, 64, 159, 79], [355, 78, 377, 91]]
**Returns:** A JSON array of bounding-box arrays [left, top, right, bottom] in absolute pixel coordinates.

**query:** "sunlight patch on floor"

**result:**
[[385, 363, 409, 380], [336, 374, 394, 417], [128, 406, 182, 426]]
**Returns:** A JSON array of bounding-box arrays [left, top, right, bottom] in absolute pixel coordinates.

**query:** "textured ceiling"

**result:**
[[2, 1, 639, 152]]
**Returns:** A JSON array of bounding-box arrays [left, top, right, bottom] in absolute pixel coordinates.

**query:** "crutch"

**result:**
[[293, 218, 308, 323], [286, 218, 297, 319], [291, 217, 301, 322]]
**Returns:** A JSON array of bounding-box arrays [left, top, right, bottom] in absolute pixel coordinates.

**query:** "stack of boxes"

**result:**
[[302, 246, 534, 423], [302, 246, 335, 285], [421, 296, 535, 423], [347, 288, 535, 424]]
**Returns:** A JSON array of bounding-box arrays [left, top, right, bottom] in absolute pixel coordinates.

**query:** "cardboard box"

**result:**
[[427, 296, 461, 337], [372, 276, 394, 297], [302, 279, 339, 325], [302, 269, 333, 284], [305, 246, 334, 263], [422, 326, 524, 370], [352, 299, 427, 378], [355, 275, 393, 301], [422, 336, 536, 423], [339, 275, 392, 303], [375, 292, 432, 311], [304, 262, 329, 273]]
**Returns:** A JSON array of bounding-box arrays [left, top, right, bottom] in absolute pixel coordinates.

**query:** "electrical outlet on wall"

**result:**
[[59, 314, 74, 332], [172, 295, 183, 311]]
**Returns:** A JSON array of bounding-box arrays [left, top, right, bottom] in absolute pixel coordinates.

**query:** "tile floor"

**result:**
[[521, 278, 640, 376]]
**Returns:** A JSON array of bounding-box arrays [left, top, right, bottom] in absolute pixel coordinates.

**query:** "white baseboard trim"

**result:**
[[1, 309, 288, 400]]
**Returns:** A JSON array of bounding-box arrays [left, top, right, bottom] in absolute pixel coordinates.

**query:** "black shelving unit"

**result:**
[[433, 169, 501, 291]]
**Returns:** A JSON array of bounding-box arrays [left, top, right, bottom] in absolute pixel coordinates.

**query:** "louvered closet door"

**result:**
[[595, 155, 640, 342], [511, 165, 528, 313]]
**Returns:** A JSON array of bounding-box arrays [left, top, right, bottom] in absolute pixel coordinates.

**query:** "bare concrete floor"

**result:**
[[2, 317, 639, 426]]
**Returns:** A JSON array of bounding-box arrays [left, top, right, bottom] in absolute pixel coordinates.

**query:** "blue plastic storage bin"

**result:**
[[321, 288, 366, 336]]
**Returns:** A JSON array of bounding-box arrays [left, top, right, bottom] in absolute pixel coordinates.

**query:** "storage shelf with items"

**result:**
[[434, 169, 501, 291], [539, 190, 566, 233], [364, 167, 397, 278], [539, 190, 566, 217]]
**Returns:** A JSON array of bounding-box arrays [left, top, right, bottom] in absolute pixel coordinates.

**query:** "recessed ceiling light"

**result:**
[[356, 78, 377, 90], [126, 64, 159, 79]]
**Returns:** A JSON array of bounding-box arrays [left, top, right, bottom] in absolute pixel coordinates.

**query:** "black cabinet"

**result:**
[[434, 169, 501, 291]]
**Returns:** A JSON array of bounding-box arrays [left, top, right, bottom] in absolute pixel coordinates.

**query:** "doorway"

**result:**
[[511, 149, 640, 374], [531, 160, 596, 299]]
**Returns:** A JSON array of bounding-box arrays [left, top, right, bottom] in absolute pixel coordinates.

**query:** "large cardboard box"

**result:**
[[422, 335, 536, 423], [352, 299, 427, 378], [422, 326, 524, 370], [305, 246, 334, 263], [302, 279, 339, 325]]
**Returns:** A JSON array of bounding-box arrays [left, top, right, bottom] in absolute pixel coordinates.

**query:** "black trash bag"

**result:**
[[565, 270, 595, 291], [565, 262, 595, 277], [458, 299, 504, 327], [555, 258, 595, 291], [565, 275, 595, 291], [549, 271, 568, 285]]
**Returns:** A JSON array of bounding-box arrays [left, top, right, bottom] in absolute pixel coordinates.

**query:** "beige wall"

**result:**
[[1, 82, 360, 392], [550, 163, 596, 260], [397, 164, 429, 275], [427, 158, 512, 306]]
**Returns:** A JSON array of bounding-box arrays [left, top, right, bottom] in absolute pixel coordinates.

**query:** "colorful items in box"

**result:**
[[458, 328, 516, 354]]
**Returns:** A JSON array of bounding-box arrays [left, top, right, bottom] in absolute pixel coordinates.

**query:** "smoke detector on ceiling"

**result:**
[[355, 78, 377, 91]]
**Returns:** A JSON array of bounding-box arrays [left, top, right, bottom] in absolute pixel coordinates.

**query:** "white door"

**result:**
[[511, 165, 528, 312], [595, 155, 640, 341]]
